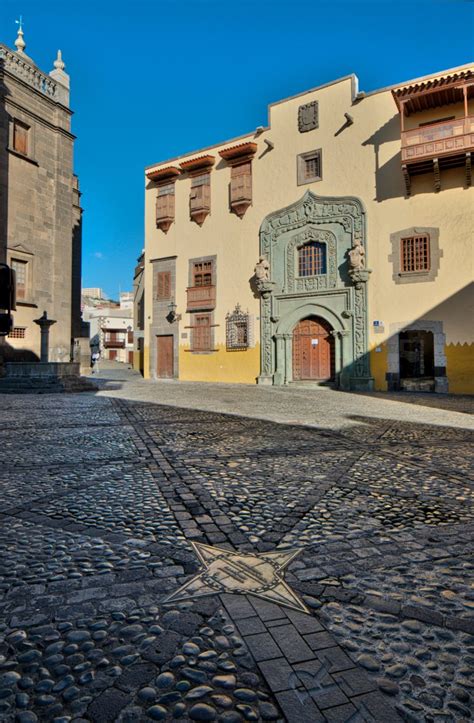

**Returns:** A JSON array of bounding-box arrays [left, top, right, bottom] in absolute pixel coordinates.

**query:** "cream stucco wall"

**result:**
[[144, 64, 474, 390]]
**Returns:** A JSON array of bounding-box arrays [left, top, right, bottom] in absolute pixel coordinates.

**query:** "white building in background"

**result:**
[[82, 290, 134, 363]]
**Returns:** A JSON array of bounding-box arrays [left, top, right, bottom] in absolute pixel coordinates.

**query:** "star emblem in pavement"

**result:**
[[162, 542, 308, 613]]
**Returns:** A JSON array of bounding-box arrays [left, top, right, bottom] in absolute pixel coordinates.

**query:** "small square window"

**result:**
[[297, 150, 322, 185]]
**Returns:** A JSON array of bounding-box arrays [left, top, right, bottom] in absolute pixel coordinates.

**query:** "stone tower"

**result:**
[[0, 23, 82, 361]]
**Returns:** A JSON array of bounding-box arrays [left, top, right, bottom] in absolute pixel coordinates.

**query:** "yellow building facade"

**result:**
[[143, 65, 473, 394]]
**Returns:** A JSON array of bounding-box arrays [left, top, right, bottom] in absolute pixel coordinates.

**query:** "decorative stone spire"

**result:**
[[53, 49, 65, 71], [14, 16, 26, 55], [49, 48, 70, 106]]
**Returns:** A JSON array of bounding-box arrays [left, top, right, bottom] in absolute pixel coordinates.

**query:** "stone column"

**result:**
[[283, 334, 293, 385], [273, 334, 285, 386], [34, 311, 56, 363]]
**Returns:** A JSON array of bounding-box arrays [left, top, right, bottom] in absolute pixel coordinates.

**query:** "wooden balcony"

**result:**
[[104, 339, 125, 349], [393, 69, 474, 195], [156, 193, 175, 233], [186, 285, 216, 312], [402, 116, 474, 165]]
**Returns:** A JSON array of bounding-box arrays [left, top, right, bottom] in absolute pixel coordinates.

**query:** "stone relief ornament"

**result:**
[[298, 101, 319, 133]]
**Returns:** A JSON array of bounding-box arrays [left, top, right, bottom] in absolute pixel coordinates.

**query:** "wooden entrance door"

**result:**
[[292, 318, 333, 381], [157, 335, 174, 378]]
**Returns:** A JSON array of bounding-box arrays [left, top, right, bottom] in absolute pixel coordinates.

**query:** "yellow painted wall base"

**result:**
[[370, 344, 388, 392], [446, 343, 474, 394], [179, 344, 260, 384]]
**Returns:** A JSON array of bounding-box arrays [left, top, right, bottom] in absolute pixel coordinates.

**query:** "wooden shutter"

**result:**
[[157, 271, 171, 299], [231, 162, 251, 202], [192, 314, 211, 351], [13, 123, 28, 155]]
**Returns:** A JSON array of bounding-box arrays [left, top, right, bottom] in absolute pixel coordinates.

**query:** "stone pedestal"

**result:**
[[34, 311, 56, 363]]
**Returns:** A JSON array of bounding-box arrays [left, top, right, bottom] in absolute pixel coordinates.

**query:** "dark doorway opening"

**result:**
[[399, 330, 434, 391]]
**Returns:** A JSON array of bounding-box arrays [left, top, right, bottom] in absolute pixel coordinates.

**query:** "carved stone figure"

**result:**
[[349, 242, 365, 270], [255, 255, 270, 281]]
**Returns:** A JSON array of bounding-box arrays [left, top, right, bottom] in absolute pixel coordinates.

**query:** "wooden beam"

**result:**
[[433, 158, 441, 192], [402, 164, 411, 197], [466, 152, 472, 187]]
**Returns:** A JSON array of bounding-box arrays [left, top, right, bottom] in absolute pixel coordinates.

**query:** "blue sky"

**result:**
[[1, 0, 472, 299]]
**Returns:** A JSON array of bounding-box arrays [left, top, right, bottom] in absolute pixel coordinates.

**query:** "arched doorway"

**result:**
[[292, 317, 334, 381]]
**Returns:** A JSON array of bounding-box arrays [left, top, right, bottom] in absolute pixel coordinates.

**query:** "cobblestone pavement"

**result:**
[[0, 373, 473, 722]]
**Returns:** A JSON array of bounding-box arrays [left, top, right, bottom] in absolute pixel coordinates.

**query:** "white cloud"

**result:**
[[93, 251, 104, 259]]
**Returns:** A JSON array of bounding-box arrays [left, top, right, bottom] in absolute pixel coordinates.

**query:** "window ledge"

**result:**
[[16, 300, 38, 308], [297, 176, 322, 186], [185, 349, 219, 354], [7, 147, 39, 166]]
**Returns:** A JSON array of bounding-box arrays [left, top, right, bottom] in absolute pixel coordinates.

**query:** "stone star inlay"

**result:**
[[162, 542, 308, 613]]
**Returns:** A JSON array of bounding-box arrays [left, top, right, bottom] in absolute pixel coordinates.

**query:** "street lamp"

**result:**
[[167, 300, 181, 324]]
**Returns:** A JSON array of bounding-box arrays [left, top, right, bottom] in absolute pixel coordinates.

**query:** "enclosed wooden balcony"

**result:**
[[186, 285, 216, 312], [393, 69, 474, 194], [104, 338, 125, 349], [155, 192, 175, 233]]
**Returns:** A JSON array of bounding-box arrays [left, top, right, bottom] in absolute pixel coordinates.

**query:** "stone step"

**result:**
[[0, 376, 98, 394]]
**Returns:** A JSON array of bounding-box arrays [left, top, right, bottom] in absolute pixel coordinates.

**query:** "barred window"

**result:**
[[297, 149, 322, 185], [193, 261, 212, 287], [11, 258, 28, 299], [298, 242, 326, 277], [8, 326, 26, 339], [401, 235, 430, 272], [191, 314, 212, 351], [226, 304, 250, 351]]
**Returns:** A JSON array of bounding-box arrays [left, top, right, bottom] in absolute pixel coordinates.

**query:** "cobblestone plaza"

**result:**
[[0, 369, 473, 721]]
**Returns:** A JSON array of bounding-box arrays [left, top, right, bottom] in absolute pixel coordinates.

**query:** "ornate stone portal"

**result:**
[[256, 191, 373, 391]]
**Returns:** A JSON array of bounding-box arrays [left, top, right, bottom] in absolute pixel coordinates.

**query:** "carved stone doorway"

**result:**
[[292, 317, 334, 381]]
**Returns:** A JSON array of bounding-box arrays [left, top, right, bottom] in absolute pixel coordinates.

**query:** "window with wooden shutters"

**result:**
[[156, 183, 175, 231], [11, 259, 27, 299], [191, 314, 212, 351], [231, 163, 252, 202], [193, 261, 212, 287], [13, 121, 29, 155], [400, 235, 430, 272], [190, 173, 211, 211], [297, 149, 322, 185], [157, 271, 171, 300]]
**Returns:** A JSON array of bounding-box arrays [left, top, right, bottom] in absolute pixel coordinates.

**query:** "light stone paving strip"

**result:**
[[0, 373, 473, 722]]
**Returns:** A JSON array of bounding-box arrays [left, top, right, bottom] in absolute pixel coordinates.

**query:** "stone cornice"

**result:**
[[0, 50, 72, 114], [2, 96, 75, 140]]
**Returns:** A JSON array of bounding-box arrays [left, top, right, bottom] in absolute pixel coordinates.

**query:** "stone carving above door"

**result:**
[[257, 191, 373, 390]]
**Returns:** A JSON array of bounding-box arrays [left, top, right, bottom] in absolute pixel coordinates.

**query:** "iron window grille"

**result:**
[[298, 242, 327, 276], [8, 326, 26, 339], [226, 304, 250, 350], [400, 235, 431, 272]]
